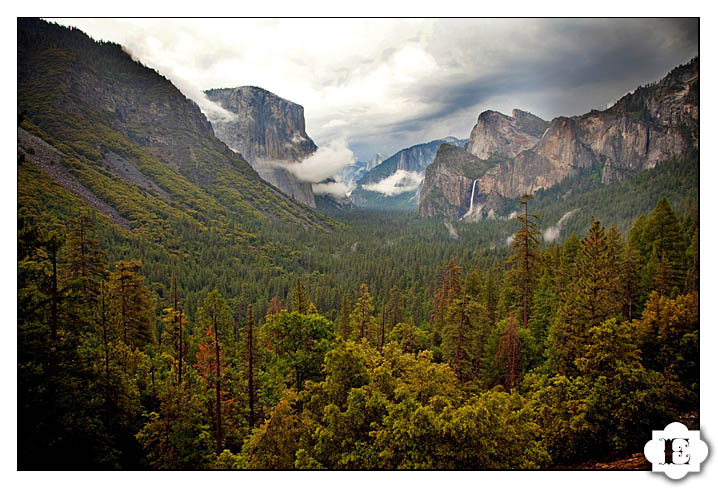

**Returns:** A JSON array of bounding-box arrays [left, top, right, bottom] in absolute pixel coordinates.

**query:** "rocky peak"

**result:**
[[466, 109, 547, 159], [204, 86, 319, 208], [418, 144, 496, 218], [205, 86, 317, 164], [511, 109, 550, 138]]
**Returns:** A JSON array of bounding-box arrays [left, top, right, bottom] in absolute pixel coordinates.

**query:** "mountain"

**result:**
[[419, 58, 699, 219], [339, 153, 386, 188], [17, 19, 332, 249], [351, 137, 467, 209], [466, 109, 549, 159], [204, 86, 319, 208]]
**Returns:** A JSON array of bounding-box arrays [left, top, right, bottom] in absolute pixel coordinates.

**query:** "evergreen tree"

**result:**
[[108, 260, 153, 349], [496, 314, 521, 389], [290, 278, 310, 314], [337, 293, 352, 340], [197, 290, 232, 455], [350, 283, 375, 341], [505, 194, 541, 328], [547, 220, 622, 376]]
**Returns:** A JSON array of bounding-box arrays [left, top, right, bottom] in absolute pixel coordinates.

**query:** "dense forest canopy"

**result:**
[[18, 185, 699, 468]]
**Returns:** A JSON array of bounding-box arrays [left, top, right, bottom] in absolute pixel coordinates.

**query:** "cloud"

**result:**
[[312, 181, 351, 198], [543, 208, 580, 243], [119, 40, 237, 123], [52, 18, 698, 161], [270, 139, 355, 183], [362, 170, 423, 197]]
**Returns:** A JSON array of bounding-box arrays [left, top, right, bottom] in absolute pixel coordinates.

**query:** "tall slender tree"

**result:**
[[247, 304, 256, 429], [505, 194, 541, 329]]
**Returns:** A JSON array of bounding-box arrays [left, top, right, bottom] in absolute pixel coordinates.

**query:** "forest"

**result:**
[[18, 185, 699, 469], [16, 18, 699, 471]]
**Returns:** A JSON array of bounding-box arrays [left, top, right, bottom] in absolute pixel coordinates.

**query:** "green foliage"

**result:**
[[16, 19, 700, 470], [261, 311, 336, 390]]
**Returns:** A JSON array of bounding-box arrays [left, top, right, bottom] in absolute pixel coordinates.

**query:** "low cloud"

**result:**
[[543, 208, 580, 243], [274, 139, 355, 183], [312, 181, 351, 198], [362, 170, 423, 197]]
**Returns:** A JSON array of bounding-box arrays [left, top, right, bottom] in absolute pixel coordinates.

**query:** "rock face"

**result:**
[[418, 144, 497, 218], [351, 137, 467, 209], [466, 109, 548, 159], [205, 86, 318, 207], [419, 58, 699, 219]]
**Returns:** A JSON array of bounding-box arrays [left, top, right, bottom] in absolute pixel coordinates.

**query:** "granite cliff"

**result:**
[[205, 86, 319, 207], [419, 58, 699, 219]]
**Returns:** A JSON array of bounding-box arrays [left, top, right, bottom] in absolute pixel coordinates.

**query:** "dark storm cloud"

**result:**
[[373, 18, 699, 152], [55, 18, 699, 163]]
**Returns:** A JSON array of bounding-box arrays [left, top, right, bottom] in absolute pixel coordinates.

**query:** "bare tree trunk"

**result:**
[[247, 305, 255, 428], [214, 312, 222, 455], [49, 246, 58, 380]]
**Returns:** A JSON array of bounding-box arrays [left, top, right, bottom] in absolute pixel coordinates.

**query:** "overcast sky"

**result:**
[[52, 18, 698, 162]]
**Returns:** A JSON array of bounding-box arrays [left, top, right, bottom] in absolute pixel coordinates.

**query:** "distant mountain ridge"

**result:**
[[339, 153, 386, 189], [351, 137, 467, 209], [419, 57, 699, 219]]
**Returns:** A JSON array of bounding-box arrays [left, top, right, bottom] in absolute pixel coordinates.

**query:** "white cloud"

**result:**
[[362, 170, 423, 197], [312, 181, 351, 198], [51, 18, 698, 160], [271, 139, 355, 183], [543, 208, 580, 243]]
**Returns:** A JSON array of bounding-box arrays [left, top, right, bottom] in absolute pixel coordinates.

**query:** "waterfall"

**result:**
[[463, 179, 478, 219]]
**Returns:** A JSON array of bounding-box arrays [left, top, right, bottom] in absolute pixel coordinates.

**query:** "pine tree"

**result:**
[[64, 212, 107, 301], [350, 283, 375, 341], [386, 285, 403, 333], [528, 267, 557, 353], [505, 194, 541, 329], [247, 304, 257, 429], [496, 314, 521, 389], [431, 260, 463, 346], [108, 260, 153, 349], [337, 293, 352, 340], [547, 219, 622, 376], [621, 244, 642, 321], [484, 268, 499, 328], [267, 295, 286, 317], [198, 290, 231, 455], [684, 229, 699, 293], [291, 278, 310, 314]]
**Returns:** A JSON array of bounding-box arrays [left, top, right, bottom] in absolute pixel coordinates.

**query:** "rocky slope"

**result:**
[[351, 137, 467, 209], [17, 18, 330, 231], [419, 58, 699, 219], [205, 86, 318, 207]]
